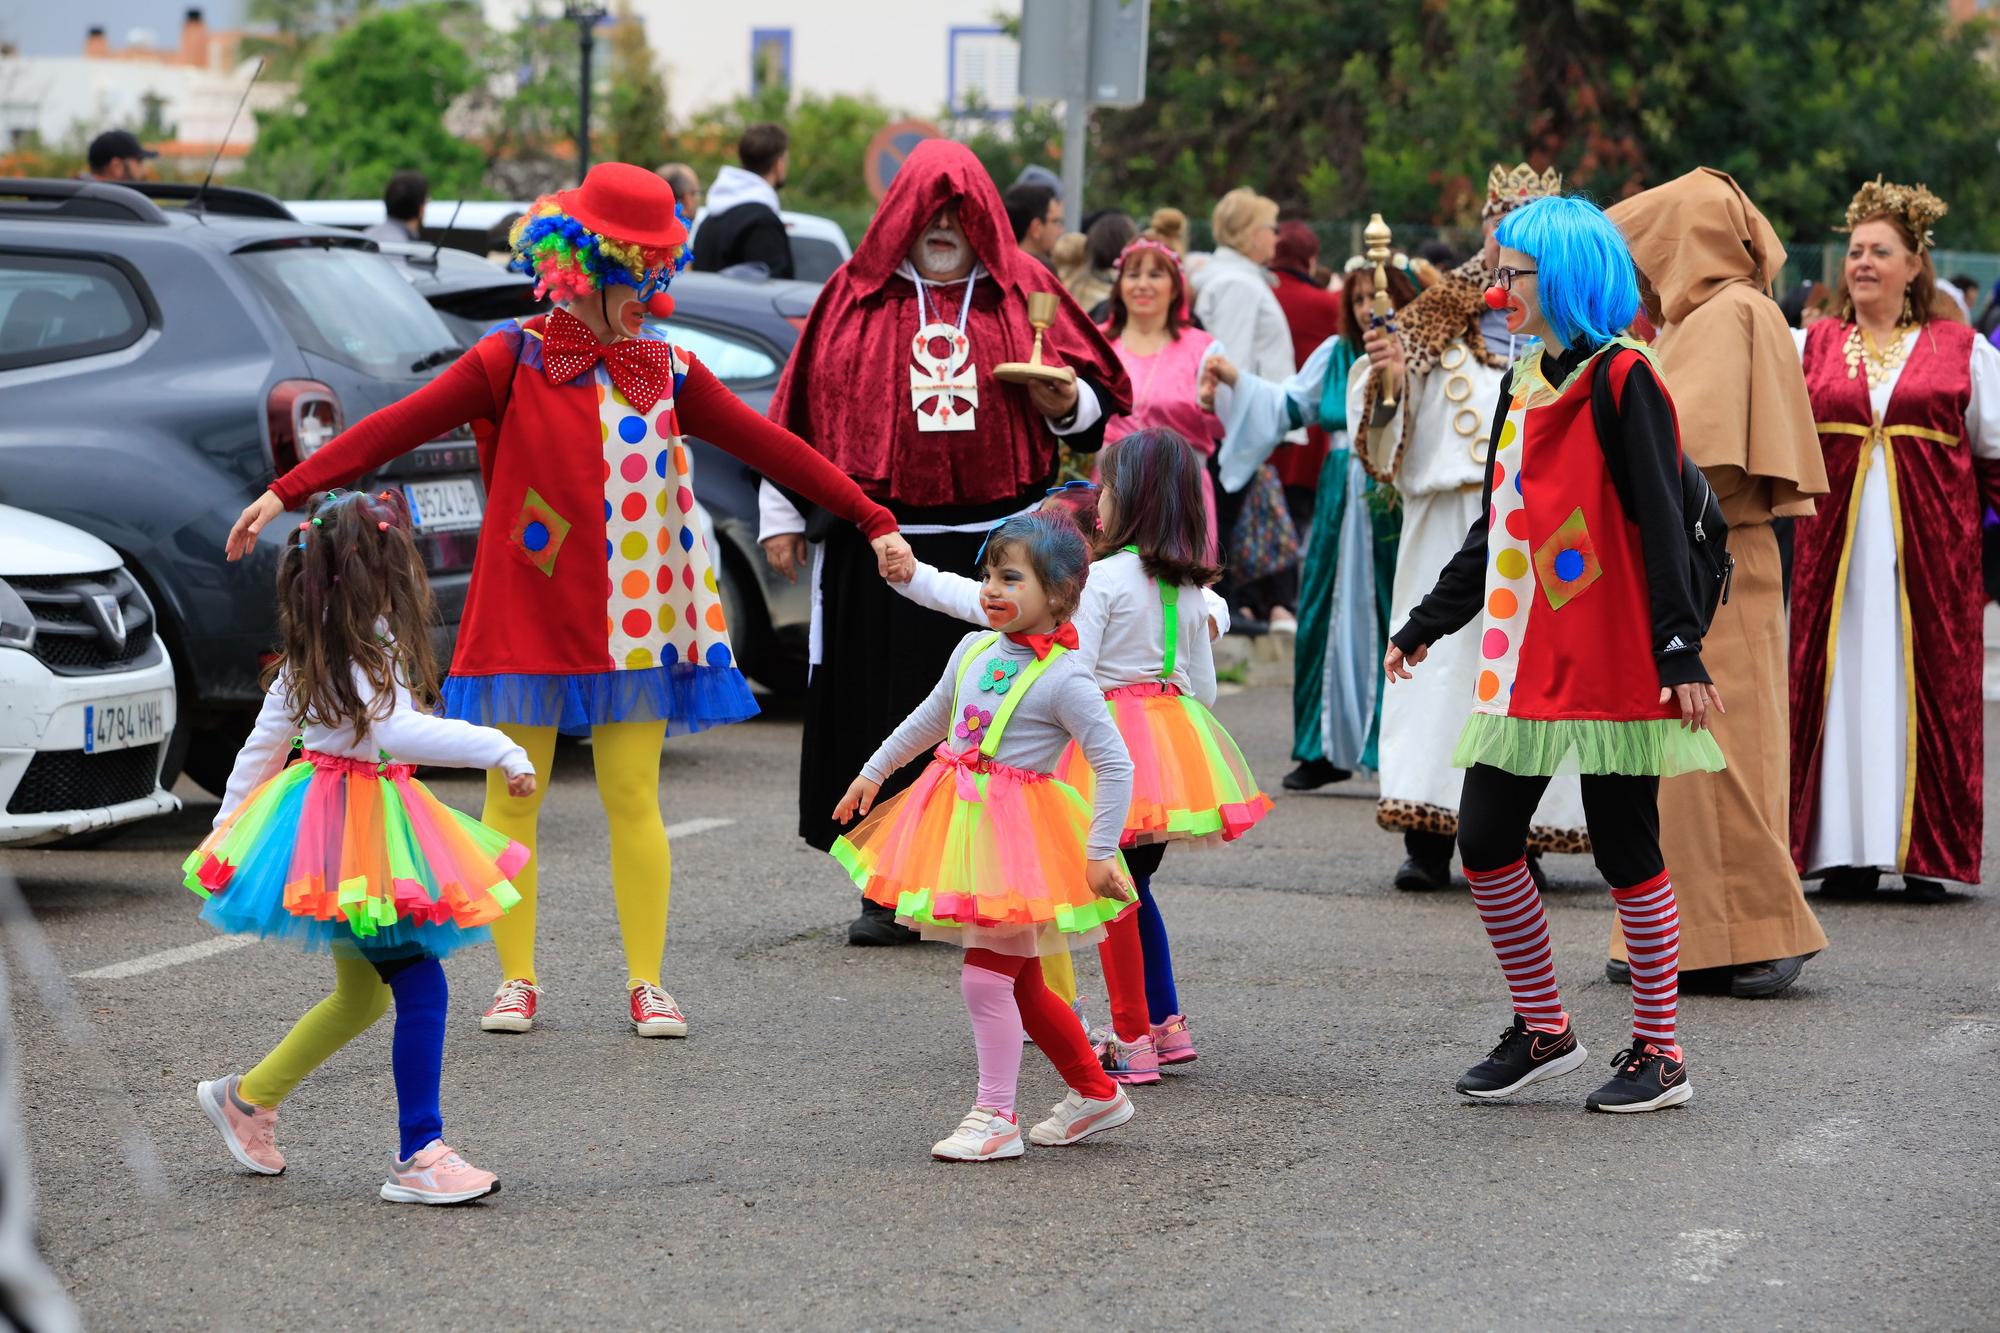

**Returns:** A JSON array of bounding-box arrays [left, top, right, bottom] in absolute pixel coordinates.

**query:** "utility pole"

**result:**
[[1020, 0, 1149, 224], [563, 0, 607, 181]]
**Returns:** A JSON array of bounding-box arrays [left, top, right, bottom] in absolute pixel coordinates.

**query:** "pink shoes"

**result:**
[[379, 1141, 500, 1205], [1151, 1014, 1198, 1065], [197, 1075, 285, 1175], [1096, 1033, 1163, 1085]]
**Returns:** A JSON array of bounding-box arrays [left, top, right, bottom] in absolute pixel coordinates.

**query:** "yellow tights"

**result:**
[[1042, 949, 1077, 1007], [239, 949, 389, 1108], [480, 721, 672, 988]]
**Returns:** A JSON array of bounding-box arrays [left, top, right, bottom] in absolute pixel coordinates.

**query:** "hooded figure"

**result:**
[[762, 139, 1129, 942], [1609, 167, 1830, 995]]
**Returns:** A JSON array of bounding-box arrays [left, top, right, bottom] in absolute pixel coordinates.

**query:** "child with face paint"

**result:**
[[1385, 195, 1724, 1113], [882, 479, 1230, 1032], [832, 513, 1140, 1161]]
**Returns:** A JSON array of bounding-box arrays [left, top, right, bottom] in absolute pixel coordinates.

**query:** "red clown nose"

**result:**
[[1483, 285, 1511, 311], [645, 292, 676, 320]]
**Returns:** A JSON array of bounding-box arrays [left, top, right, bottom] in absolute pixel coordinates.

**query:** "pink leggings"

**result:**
[[962, 949, 1118, 1117]]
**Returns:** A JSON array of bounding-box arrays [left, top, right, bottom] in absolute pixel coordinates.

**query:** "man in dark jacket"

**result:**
[[692, 123, 793, 279]]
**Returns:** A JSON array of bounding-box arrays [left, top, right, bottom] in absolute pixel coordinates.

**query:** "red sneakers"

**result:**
[[629, 982, 688, 1037], [479, 979, 541, 1033]]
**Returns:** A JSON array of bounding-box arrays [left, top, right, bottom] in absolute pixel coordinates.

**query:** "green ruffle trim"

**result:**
[[1450, 712, 1725, 778]]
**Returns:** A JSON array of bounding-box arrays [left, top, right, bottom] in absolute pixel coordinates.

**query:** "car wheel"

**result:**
[[183, 721, 251, 798], [716, 540, 803, 695]]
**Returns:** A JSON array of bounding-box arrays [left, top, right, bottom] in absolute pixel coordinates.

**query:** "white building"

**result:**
[[480, 0, 1024, 122], [0, 10, 287, 171]]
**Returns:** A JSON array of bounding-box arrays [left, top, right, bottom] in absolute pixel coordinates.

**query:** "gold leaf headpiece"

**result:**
[[1842, 175, 1948, 254], [1483, 162, 1563, 220]]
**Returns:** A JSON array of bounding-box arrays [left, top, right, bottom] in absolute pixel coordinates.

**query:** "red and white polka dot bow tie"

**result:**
[[541, 308, 674, 414]]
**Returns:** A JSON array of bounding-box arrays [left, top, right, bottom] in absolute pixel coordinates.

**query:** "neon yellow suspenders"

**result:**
[[952, 633, 1069, 758]]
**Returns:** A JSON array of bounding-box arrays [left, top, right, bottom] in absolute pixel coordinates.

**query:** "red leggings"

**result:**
[[963, 949, 1118, 1102]]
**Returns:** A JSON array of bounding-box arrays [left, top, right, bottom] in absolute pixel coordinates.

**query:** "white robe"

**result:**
[[1351, 344, 1588, 838], [1795, 327, 2000, 875]]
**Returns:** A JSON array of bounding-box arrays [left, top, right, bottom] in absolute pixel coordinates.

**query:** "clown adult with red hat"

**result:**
[[226, 163, 911, 1036], [759, 139, 1131, 946]]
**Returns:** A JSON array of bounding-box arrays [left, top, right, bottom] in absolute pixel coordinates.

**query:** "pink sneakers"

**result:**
[[379, 1141, 500, 1205], [1028, 1088, 1136, 1146], [1152, 1013, 1198, 1066], [629, 982, 688, 1037], [480, 979, 541, 1033], [197, 1075, 284, 1175], [1096, 1033, 1163, 1085]]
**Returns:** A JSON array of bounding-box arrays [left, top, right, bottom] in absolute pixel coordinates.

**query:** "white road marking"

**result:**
[[666, 816, 735, 838], [1774, 1116, 1867, 1168], [73, 935, 254, 980], [1670, 1229, 1756, 1284], [73, 818, 737, 979]]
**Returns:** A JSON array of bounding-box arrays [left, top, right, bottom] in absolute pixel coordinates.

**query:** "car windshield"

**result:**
[[236, 243, 459, 379]]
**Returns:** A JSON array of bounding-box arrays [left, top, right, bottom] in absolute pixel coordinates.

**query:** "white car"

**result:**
[[0, 506, 178, 845]]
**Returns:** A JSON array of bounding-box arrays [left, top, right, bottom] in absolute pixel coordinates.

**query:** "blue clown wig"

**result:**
[[1494, 195, 1640, 350]]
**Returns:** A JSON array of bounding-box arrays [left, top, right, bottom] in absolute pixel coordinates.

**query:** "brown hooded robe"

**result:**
[[1607, 168, 1831, 970]]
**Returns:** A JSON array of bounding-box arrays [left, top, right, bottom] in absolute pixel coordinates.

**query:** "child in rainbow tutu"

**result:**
[[832, 512, 1140, 1162], [186, 489, 537, 1203], [883, 455, 1257, 1081]]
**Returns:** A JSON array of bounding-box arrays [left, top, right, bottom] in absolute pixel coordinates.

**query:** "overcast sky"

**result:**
[[5, 2, 250, 57]]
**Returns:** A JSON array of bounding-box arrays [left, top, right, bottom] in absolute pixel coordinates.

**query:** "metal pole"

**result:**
[[576, 13, 594, 180], [1059, 0, 1090, 220]]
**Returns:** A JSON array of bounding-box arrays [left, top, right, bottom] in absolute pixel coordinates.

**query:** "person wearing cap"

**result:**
[[224, 163, 911, 1040], [1344, 163, 1589, 894], [85, 129, 157, 182]]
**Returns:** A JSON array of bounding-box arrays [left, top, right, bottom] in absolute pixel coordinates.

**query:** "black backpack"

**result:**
[[1593, 348, 1734, 632]]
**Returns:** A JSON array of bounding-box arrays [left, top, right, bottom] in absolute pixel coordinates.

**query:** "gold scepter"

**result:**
[[1364, 213, 1399, 411]]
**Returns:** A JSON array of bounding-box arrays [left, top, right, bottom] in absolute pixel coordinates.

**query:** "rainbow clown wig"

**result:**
[[1493, 195, 1640, 350], [506, 194, 693, 305]]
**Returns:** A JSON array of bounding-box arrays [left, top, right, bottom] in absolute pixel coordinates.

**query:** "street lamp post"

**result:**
[[563, 0, 607, 181]]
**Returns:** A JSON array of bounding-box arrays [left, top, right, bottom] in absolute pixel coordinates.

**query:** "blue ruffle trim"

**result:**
[[441, 663, 760, 738]]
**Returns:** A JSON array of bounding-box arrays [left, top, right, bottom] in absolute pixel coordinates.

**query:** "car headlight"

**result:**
[[0, 578, 34, 651]]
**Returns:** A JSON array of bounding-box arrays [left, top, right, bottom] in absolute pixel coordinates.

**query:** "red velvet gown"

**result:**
[[1789, 319, 2000, 884]]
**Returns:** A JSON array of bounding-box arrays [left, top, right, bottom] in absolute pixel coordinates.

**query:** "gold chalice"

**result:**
[[993, 290, 1077, 386]]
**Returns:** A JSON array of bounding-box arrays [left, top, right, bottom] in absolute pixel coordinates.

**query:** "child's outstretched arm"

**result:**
[[367, 675, 534, 782], [214, 682, 298, 829], [886, 559, 984, 622], [834, 637, 966, 822]]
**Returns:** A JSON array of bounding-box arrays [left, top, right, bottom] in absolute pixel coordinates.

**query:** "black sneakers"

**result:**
[[1455, 1015, 1588, 1099], [1585, 1043, 1693, 1113], [847, 898, 920, 947]]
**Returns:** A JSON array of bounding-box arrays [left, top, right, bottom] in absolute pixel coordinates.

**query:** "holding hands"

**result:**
[[1197, 355, 1239, 412], [872, 532, 916, 584]]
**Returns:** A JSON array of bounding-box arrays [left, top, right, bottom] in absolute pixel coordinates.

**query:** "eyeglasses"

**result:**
[[1492, 266, 1538, 290]]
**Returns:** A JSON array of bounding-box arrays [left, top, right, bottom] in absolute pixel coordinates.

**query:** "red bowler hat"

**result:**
[[554, 162, 688, 249]]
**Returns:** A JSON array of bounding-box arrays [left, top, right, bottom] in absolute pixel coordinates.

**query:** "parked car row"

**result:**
[[0, 176, 828, 844]]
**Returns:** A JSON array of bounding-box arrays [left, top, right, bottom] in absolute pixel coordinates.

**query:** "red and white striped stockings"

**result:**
[[1464, 858, 1681, 1051]]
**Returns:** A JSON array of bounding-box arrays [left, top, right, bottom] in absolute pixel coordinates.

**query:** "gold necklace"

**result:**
[[1844, 322, 1916, 390]]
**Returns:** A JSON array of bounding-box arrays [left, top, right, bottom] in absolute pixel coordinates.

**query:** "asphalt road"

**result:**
[[6, 685, 1998, 1331]]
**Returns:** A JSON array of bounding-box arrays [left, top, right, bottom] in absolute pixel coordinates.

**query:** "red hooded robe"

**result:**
[[770, 140, 1129, 511]]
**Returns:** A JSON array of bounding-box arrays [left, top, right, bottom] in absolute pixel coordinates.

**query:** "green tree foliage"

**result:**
[[606, 1, 669, 168], [1096, 0, 2000, 247], [241, 4, 486, 199]]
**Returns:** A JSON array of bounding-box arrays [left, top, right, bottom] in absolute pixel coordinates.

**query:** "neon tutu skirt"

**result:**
[[1059, 683, 1273, 848], [831, 745, 1130, 958], [182, 751, 527, 961]]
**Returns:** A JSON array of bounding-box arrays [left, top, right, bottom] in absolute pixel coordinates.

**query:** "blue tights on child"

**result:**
[[375, 956, 448, 1161]]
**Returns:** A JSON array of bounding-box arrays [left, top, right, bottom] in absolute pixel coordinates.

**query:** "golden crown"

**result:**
[[1483, 162, 1563, 218], [1842, 175, 1948, 253]]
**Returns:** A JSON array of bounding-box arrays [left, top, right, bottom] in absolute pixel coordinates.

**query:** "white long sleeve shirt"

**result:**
[[215, 665, 535, 828], [892, 555, 1225, 705]]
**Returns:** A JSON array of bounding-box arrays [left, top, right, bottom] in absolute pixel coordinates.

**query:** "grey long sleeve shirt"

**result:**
[[861, 632, 1135, 860]]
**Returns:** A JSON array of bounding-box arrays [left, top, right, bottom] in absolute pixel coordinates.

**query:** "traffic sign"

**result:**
[[863, 120, 941, 202]]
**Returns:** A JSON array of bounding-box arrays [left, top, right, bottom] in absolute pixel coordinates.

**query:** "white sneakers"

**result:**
[[931, 1108, 1025, 1162], [1029, 1088, 1135, 1146]]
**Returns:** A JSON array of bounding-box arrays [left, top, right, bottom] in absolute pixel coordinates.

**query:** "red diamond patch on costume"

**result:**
[[510, 488, 570, 576], [1533, 506, 1602, 611]]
